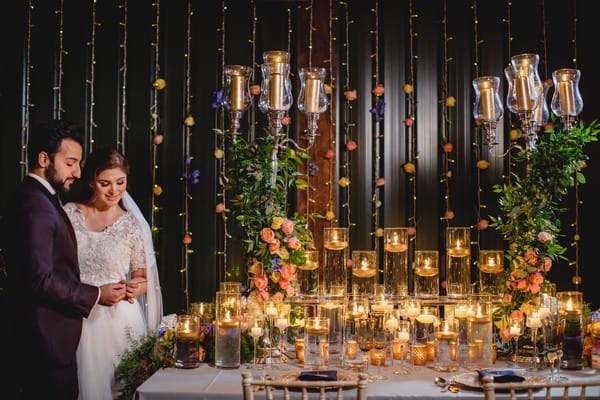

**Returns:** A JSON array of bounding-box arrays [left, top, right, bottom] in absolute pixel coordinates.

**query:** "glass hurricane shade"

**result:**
[[222, 65, 252, 111], [298, 67, 328, 114], [472, 76, 503, 123], [551, 68, 583, 117], [505, 63, 538, 114], [259, 51, 292, 113], [510, 54, 548, 126]]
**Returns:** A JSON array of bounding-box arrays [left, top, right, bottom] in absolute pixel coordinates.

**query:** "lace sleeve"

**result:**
[[129, 220, 147, 273]]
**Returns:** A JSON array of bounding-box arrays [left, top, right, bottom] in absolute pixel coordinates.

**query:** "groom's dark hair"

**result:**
[[27, 120, 84, 169]]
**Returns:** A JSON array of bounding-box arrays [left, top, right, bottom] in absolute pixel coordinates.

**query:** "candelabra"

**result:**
[[472, 76, 504, 150]]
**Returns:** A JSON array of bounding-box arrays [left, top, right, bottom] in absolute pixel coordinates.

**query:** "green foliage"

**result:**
[[490, 120, 599, 333]]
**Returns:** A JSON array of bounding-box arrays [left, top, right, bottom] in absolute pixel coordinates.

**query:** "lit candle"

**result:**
[[385, 316, 399, 331], [416, 312, 436, 324], [407, 304, 420, 319], [454, 305, 468, 319], [276, 317, 289, 331], [392, 340, 408, 360], [526, 312, 542, 329], [250, 324, 263, 339], [295, 338, 305, 363], [346, 339, 358, 360], [480, 86, 495, 121], [397, 330, 410, 343], [384, 231, 408, 252], [509, 324, 521, 336], [353, 258, 377, 278], [515, 67, 532, 111], [304, 74, 321, 113], [265, 302, 277, 318]]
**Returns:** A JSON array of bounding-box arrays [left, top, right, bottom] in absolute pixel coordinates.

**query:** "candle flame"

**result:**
[[392, 232, 399, 245], [566, 298, 573, 311], [361, 258, 369, 269], [488, 257, 495, 266]]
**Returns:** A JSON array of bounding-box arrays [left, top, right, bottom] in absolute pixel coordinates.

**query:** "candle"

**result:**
[[324, 230, 348, 250], [480, 86, 495, 121], [447, 240, 470, 257], [371, 301, 393, 313], [304, 75, 321, 113], [515, 70, 532, 111], [416, 257, 438, 277], [231, 72, 245, 110], [276, 317, 289, 331], [407, 304, 420, 319], [416, 313, 436, 324], [250, 325, 263, 339], [295, 338, 305, 363], [353, 258, 377, 278], [509, 324, 521, 336], [558, 79, 576, 115], [412, 344, 428, 365], [384, 232, 408, 252], [527, 314, 542, 329], [397, 330, 410, 343], [392, 340, 408, 360], [346, 339, 358, 360], [265, 302, 277, 318], [385, 316, 399, 331], [538, 306, 550, 320]]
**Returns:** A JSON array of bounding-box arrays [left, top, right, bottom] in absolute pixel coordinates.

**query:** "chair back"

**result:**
[[481, 375, 600, 400], [241, 372, 368, 400]]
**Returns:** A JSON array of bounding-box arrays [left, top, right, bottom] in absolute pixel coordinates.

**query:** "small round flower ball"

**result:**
[[403, 162, 415, 174], [509, 128, 522, 141], [324, 149, 335, 160], [572, 276, 582, 285], [153, 134, 164, 145], [250, 84, 261, 95], [346, 140, 358, 151], [183, 235, 192, 245], [325, 210, 335, 221], [338, 176, 350, 188], [324, 84, 333, 95], [407, 226, 416, 236], [444, 210, 455, 220], [445, 96, 456, 107], [153, 78, 166, 90], [476, 159, 490, 170], [281, 115, 291, 126], [374, 228, 384, 237], [344, 89, 357, 101], [184, 116, 195, 127], [372, 84, 385, 96], [403, 83, 414, 94], [443, 143, 453, 153], [153, 185, 163, 196], [404, 117, 415, 127], [477, 219, 489, 230], [375, 177, 385, 187], [214, 148, 224, 159]]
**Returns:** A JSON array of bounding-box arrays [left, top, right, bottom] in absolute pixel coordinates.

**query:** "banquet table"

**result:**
[[136, 361, 600, 400]]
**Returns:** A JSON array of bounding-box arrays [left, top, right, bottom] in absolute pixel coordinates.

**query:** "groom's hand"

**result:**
[[98, 283, 126, 306]]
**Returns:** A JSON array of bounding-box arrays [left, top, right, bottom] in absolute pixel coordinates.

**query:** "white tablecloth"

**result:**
[[136, 361, 600, 400]]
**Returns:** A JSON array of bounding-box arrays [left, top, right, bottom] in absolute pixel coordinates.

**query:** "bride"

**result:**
[[64, 147, 162, 399]]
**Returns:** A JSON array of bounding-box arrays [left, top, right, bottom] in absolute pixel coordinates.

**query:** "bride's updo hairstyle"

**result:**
[[69, 146, 130, 204]]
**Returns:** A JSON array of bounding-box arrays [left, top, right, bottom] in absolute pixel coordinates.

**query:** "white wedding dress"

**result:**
[[64, 203, 148, 400]]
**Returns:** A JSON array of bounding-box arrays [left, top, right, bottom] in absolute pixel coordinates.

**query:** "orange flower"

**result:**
[[260, 227, 276, 243], [344, 89, 357, 101], [250, 84, 261, 95], [281, 219, 294, 235], [281, 115, 291, 126], [372, 84, 385, 96], [268, 239, 281, 253]]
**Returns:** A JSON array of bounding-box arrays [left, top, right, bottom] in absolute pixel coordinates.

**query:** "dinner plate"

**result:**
[[268, 371, 358, 391], [450, 372, 547, 392]]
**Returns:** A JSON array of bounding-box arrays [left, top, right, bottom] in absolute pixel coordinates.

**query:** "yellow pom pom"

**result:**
[[509, 128, 522, 141], [403, 162, 415, 174], [153, 78, 166, 90], [476, 160, 490, 170], [184, 116, 196, 127], [403, 83, 414, 94], [214, 148, 224, 159], [153, 185, 163, 196], [325, 210, 335, 221], [338, 177, 350, 188], [324, 84, 333, 95], [445, 96, 456, 107], [374, 228, 384, 237]]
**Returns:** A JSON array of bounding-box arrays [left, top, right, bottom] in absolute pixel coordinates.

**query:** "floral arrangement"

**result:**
[[490, 119, 599, 344], [222, 130, 314, 305]]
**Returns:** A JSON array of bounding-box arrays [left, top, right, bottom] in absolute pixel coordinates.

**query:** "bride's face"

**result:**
[[91, 167, 127, 207]]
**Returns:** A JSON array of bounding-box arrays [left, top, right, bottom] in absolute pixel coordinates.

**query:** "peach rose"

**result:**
[[344, 89, 357, 101], [517, 279, 528, 291], [444, 210, 455, 220], [346, 140, 358, 151], [260, 227, 276, 243], [281, 115, 291, 126], [540, 257, 552, 272], [375, 178, 385, 187], [528, 283, 540, 294], [279, 264, 296, 281], [281, 219, 294, 235], [477, 219, 489, 230], [250, 84, 261, 95], [537, 231, 552, 242], [510, 310, 524, 322], [278, 280, 294, 296], [372, 84, 385, 96], [254, 275, 268, 290], [502, 293, 512, 305], [500, 327, 512, 342], [271, 291, 284, 304], [404, 117, 415, 127], [528, 271, 544, 285], [268, 239, 281, 253], [259, 289, 270, 300], [215, 203, 229, 213], [153, 134, 164, 145], [524, 248, 538, 265], [285, 236, 301, 250]]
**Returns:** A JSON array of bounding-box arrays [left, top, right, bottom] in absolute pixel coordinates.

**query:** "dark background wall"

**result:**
[[1, 0, 598, 314]]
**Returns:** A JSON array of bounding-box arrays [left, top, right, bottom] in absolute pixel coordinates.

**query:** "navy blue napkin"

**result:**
[[478, 370, 526, 383], [298, 370, 338, 381]]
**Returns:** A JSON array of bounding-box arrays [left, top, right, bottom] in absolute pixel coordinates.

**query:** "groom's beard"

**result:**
[[45, 162, 76, 193]]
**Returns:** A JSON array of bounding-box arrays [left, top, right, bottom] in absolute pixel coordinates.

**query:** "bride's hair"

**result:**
[[68, 147, 130, 204]]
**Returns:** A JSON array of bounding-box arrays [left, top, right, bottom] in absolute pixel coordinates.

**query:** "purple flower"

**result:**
[[158, 326, 168, 338], [308, 161, 319, 177], [211, 90, 224, 109], [370, 99, 386, 122], [183, 169, 201, 185], [204, 324, 215, 335]]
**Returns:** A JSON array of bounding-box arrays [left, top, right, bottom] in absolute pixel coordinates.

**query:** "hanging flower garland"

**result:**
[[117, 0, 129, 154], [21, 0, 34, 177], [53, 0, 65, 121]]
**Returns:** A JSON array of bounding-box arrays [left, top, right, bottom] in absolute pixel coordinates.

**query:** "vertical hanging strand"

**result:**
[[217, 0, 228, 282], [406, 0, 418, 251], [86, 0, 98, 154], [440, 0, 453, 228], [504, 0, 513, 184], [308, 0, 313, 68], [340, 1, 354, 234], [150, 0, 161, 239], [248, 0, 257, 142], [53, 0, 65, 120], [117, 0, 128, 154], [327, 0, 336, 232], [370, 0, 382, 251], [472, 0, 482, 257], [571, 0, 581, 288], [21, 0, 34, 178], [181, 0, 193, 308]]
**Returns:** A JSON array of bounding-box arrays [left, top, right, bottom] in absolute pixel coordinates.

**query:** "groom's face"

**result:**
[[46, 138, 82, 193]]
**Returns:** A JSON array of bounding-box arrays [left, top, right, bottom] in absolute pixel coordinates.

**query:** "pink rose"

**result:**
[[510, 310, 524, 322], [528, 272, 544, 285], [254, 275, 268, 290], [281, 219, 294, 235], [444, 210, 455, 220], [344, 89, 357, 101], [259, 289, 270, 300], [376, 178, 385, 187], [250, 84, 261, 95], [372, 84, 385, 96], [477, 219, 489, 230], [281, 116, 291, 126], [502, 293, 512, 305], [500, 327, 512, 342], [346, 140, 358, 151], [279, 264, 296, 281], [540, 257, 552, 272], [538, 231, 552, 242], [407, 226, 416, 236], [285, 236, 301, 250], [271, 292, 284, 304], [278, 281, 294, 296], [517, 279, 528, 291], [524, 248, 538, 265], [528, 283, 540, 294], [260, 227, 276, 243], [268, 239, 281, 253], [215, 203, 228, 213]]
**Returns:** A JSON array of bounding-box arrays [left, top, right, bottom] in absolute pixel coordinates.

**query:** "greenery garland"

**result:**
[[491, 119, 599, 342]]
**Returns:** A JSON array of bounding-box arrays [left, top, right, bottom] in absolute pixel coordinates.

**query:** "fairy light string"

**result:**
[[180, 0, 194, 308], [504, 0, 513, 184], [370, 0, 382, 251], [149, 0, 161, 238], [440, 0, 453, 228], [571, 0, 581, 288], [471, 0, 483, 259], [327, 0, 336, 231], [340, 1, 354, 233], [21, 0, 34, 178], [53, 0, 65, 120], [248, 0, 257, 142], [86, 0, 98, 154], [117, 0, 128, 154], [406, 0, 418, 250]]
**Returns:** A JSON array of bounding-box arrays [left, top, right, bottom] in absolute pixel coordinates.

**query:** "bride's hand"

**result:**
[[121, 279, 147, 304]]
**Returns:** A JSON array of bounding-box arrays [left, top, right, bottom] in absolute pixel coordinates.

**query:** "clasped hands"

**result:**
[[98, 279, 147, 306]]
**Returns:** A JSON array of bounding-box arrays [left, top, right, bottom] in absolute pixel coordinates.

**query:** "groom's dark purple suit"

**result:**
[[4, 176, 99, 399]]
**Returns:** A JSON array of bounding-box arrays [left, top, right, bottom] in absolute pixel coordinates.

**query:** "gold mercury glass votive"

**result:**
[[412, 344, 428, 366], [346, 339, 358, 360], [392, 340, 409, 360], [295, 338, 305, 364]]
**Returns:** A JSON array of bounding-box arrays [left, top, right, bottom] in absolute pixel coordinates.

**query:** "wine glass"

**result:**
[[248, 315, 265, 370], [526, 310, 543, 372], [275, 312, 290, 370], [507, 316, 524, 368], [357, 318, 374, 382], [370, 312, 388, 381], [404, 298, 421, 344], [392, 320, 411, 375]]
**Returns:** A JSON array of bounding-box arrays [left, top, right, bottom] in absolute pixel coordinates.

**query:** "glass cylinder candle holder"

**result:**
[[451, 302, 470, 364], [175, 315, 201, 369], [472, 76, 504, 147], [259, 51, 292, 113], [215, 291, 241, 368], [351, 250, 377, 296], [434, 318, 459, 372], [557, 291, 584, 370], [383, 228, 409, 298], [446, 227, 471, 299], [220, 281, 242, 294], [478, 250, 504, 298], [415, 306, 438, 345], [222, 65, 252, 138], [190, 301, 215, 325], [298, 67, 328, 139], [467, 294, 493, 369], [551, 68, 583, 131], [318, 297, 344, 364], [297, 249, 319, 298], [323, 228, 349, 296], [295, 338, 305, 364], [304, 317, 330, 368], [414, 250, 439, 298]]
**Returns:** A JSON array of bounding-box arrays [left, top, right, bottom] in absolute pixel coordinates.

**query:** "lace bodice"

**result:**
[[64, 202, 146, 286]]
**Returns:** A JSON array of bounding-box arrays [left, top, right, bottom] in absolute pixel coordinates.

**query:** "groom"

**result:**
[[1, 120, 127, 399]]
